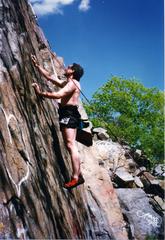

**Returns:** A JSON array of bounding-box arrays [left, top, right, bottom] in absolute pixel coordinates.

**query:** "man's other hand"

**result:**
[[31, 54, 39, 67], [32, 83, 41, 95]]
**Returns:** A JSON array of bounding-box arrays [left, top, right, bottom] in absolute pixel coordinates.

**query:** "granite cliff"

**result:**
[[0, 1, 163, 239]]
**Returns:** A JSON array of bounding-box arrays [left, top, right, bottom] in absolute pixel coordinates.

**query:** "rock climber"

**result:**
[[31, 55, 85, 189]]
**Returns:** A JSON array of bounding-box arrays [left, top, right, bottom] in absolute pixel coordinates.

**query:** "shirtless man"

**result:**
[[31, 55, 84, 189]]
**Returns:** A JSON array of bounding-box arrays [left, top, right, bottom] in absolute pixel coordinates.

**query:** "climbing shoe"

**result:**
[[64, 174, 85, 189]]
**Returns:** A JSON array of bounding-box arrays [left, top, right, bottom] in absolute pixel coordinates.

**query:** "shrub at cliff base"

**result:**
[[84, 77, 164, 166]]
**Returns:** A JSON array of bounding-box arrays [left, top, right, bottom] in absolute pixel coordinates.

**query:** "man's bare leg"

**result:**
[[62, 128, 80, 179]]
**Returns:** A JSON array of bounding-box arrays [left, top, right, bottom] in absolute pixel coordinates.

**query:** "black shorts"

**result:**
[[58, 104, 81, 129]]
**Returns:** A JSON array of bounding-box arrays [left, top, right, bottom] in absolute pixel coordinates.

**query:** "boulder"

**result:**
[[135, 149, 142, 156], [116, 188, 163, 240], [154, 196, 165, 211], [140, 172, 164, 199], [133, 167, 146, 176], [152, 164, 165, 178], [134, 176, 144, 188], [98, 131, 110, 140], [92, 127, 107, 134], [92, 127, 109, 140], [130, 150, 150, 168], [114, 168, 134, 188], [127, 159, 137, 173], [92, 127, 110, 140]]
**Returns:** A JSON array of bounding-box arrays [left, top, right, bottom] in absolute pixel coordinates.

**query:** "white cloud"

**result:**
[[29, 0, 91, 16], [78, 0, 90, 12]]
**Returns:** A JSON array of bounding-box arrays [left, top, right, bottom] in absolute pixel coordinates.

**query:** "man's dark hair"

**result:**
[[71, 63, 84, 81]]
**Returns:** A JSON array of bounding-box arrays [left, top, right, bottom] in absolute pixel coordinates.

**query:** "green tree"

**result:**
[[85, 77, 164, 163]]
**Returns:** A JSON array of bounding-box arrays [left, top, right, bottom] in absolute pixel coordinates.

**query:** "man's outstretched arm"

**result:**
[[31, 55, 66, 87], [32, 82, 75, 99]]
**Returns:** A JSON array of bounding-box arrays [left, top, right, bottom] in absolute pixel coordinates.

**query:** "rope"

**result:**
[[49, 52, 58, 79]]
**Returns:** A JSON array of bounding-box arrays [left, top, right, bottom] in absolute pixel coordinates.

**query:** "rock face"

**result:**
[[0, 1, 128, 239]]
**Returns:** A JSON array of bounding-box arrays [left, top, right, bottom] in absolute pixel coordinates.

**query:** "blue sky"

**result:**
[[30, 0, 164, 99]]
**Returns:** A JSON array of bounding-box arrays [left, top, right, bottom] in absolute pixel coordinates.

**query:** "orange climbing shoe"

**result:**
[[64, 175, 85, 189]]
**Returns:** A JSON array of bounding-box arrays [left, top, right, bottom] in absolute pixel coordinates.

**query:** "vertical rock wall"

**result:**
[[0, 0, 128, 239]]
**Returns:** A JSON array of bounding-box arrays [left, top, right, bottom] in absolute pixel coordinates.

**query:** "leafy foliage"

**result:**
[[84, 77, 164, 163]]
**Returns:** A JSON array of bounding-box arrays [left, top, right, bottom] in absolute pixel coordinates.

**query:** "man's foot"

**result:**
[[64, 174, 85, 189]]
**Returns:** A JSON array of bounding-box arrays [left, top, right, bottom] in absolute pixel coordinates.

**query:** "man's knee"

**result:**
[[66, 140, 74, 151]]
